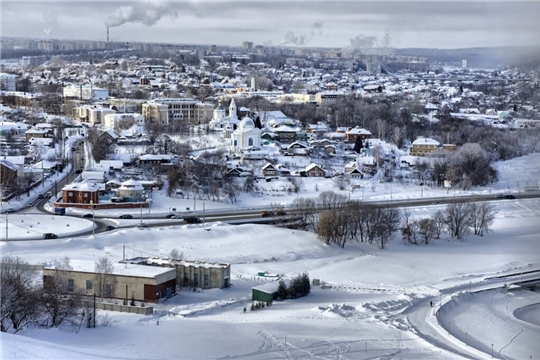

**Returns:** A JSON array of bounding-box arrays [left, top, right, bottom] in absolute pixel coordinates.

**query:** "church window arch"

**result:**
[[248, 138, 253, 146]]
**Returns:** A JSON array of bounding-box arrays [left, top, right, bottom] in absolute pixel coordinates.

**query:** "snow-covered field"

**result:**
[[1, 154, 540, 359]]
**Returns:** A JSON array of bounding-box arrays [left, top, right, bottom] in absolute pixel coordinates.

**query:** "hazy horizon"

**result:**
[[2, 1, 540, 50]]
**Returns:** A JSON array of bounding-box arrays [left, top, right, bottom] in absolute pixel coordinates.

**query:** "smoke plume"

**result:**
[[280, 20, 324, 46], [349, 34, 378, 49], [105, 2, 179, 28]]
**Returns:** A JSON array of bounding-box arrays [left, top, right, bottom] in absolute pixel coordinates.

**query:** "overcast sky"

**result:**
[[2, 1, 540, 49]]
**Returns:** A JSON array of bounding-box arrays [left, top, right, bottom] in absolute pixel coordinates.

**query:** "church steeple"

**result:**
[[229, 98, 238, 121]]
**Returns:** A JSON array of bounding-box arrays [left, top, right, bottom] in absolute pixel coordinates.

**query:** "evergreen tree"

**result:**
[[353, 137, 363, 153], [300, 272, 311, 296], [276, 279, 288, 301], [254, 116, 262, 130]]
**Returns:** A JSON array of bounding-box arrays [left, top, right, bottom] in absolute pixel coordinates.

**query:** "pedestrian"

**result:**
[[430, 301, 433, 307]]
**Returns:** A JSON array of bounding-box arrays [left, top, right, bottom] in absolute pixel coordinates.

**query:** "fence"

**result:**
[[96, 302, 153, 315]]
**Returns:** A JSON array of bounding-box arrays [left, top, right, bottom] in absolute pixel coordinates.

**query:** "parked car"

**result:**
[[3, 208, 15, 214], [119, 214, 133, 219], [184, 217, 202, 224], [43, 233, 58, 239], [137, 223, 148, 229], [38, 194, 44, 199], [81, 213, 94, 218], [171, 215, 183, 219], [503, 195, 516, 199], [105, 225, 116, 231]]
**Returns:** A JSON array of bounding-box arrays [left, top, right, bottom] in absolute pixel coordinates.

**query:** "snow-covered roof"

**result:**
[[120, 179, 144, 190], [346, 127, 371, 135], [252, 280, 287, 294], [139, 154, 173, 161], [412, 137, 440, 146], [0, 159, 19, 171], [62, 181, 101, 192], [305, 163, 324, 172], [44, 259, 175, 278]]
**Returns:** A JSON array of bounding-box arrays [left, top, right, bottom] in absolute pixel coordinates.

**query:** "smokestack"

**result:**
[[107, 26, 109, 42]]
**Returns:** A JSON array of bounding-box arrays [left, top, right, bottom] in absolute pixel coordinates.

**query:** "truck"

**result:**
[[54, 207, 66, 215], [45, 191, 52, 198]]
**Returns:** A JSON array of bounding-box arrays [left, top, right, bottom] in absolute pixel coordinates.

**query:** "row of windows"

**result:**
[[183, 273, 209, 286]]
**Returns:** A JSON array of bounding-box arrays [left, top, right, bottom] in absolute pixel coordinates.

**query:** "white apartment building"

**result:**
[[0, 73, 17, 91], [74, 105, 115, 125]]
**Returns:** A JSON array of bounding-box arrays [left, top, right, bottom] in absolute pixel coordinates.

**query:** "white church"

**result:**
[[208, 98, 240, 131], [230, 116, 262, 153]]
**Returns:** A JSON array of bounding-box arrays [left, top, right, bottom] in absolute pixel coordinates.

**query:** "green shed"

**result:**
[[251, 282, 281, 302]]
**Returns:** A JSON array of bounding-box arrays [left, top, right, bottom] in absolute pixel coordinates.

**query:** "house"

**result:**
[[285, 142, 310, 156], [306, 122, 329, 135], [226, 167, 247, 177], [99, 129, 118, 143], [262, 163, 278, 177], [273, 125, 298, 143], [62, 180, 100, 204], [345, 127, 372, 143], [410, 137, 441, 156], [275, 164, 291, 176], [137, 154, 174, 166], [0, 159, 18, 188], [25, 127, 50, 141], [323, 145, 336, 154], [305, 163, 326, 177], [43, 260, 176, 303]]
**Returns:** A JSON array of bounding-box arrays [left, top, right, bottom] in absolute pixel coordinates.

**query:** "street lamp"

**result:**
[[90, 200, 95, 236]]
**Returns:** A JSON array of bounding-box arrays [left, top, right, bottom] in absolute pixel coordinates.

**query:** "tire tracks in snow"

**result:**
[[498, 294, 524, 360]]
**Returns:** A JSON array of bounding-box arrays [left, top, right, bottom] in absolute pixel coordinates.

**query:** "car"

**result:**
[[171, 215, 183, 219], [184, 217, 202, 224], [43, 233, 58, 239], [119, 214, 133, 219], [38, 194, 44, 199], [105, 225, 116, 231], [82, 213, 94, 218], [28, 202, 35, 207], [261, 211, 272, 217], [136, 223, 148, 229], [503, 195, 516, 199], [71, 147, 77, 151], [3, 208, 16, 214], [165, 213, 176, 219], [75, 170, 82, 174]]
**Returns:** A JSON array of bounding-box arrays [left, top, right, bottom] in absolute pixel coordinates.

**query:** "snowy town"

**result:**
[[1, 3, 540, 359]]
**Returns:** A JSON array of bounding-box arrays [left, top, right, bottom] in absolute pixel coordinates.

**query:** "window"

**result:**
[[233, 140, 237, 146], [86, 280, 92, 290], [84, 193, 88, 197], [104, 284, 112, 297], [194, 273, 198, 286], [248, 138, 253, 146], [67, 279, 74, 292], [68, 192, 73, 196], [204, 274, 209, 286]]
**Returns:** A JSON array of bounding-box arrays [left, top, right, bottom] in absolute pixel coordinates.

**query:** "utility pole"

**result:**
[[203, 201, 205, 223]]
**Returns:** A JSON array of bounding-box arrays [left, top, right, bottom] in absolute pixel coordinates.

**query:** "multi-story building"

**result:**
[[74, 105, 115, 125], [63, 85, 109, 101], [410, 137, 441, 156], [142, 98, 213, 125], [0, 73, 17, 91], [242, 41, 253, 50]]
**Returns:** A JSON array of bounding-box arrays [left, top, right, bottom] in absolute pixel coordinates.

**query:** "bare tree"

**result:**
[[417, 218, 437, 244], [445, 202, 473, 240], [1, 256, 40, 333], [400, 210, 419, 245], [431, 210, 446, 239], [169, 248, 184, 262], [94, 256, 115, 299], [290, 197, 319, 231], [469, 202, 497, 236], [41, 256, 81, 328]]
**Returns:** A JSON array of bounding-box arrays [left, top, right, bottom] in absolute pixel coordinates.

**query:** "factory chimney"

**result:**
[[107, 26, 109, 42]]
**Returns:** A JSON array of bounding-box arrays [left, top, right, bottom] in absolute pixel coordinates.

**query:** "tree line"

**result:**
[[288, 191, 498, 249]]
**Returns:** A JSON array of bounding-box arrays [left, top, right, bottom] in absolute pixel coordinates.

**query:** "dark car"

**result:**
[[503, 195, 516, 199], [137, 223, 148, 229], [3, 208, 16, 214], [38, 194, 44, 199], [43, 233, 58, 239], [119, 214, 133, 219], [105, 225, 116, 231], [165, 213, 176, 218], [184, 217, 202, 224], [82, 213, 94, 218]]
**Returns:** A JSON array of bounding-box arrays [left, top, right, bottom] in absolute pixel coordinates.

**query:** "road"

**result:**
[[405, 272, 540, 359]]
